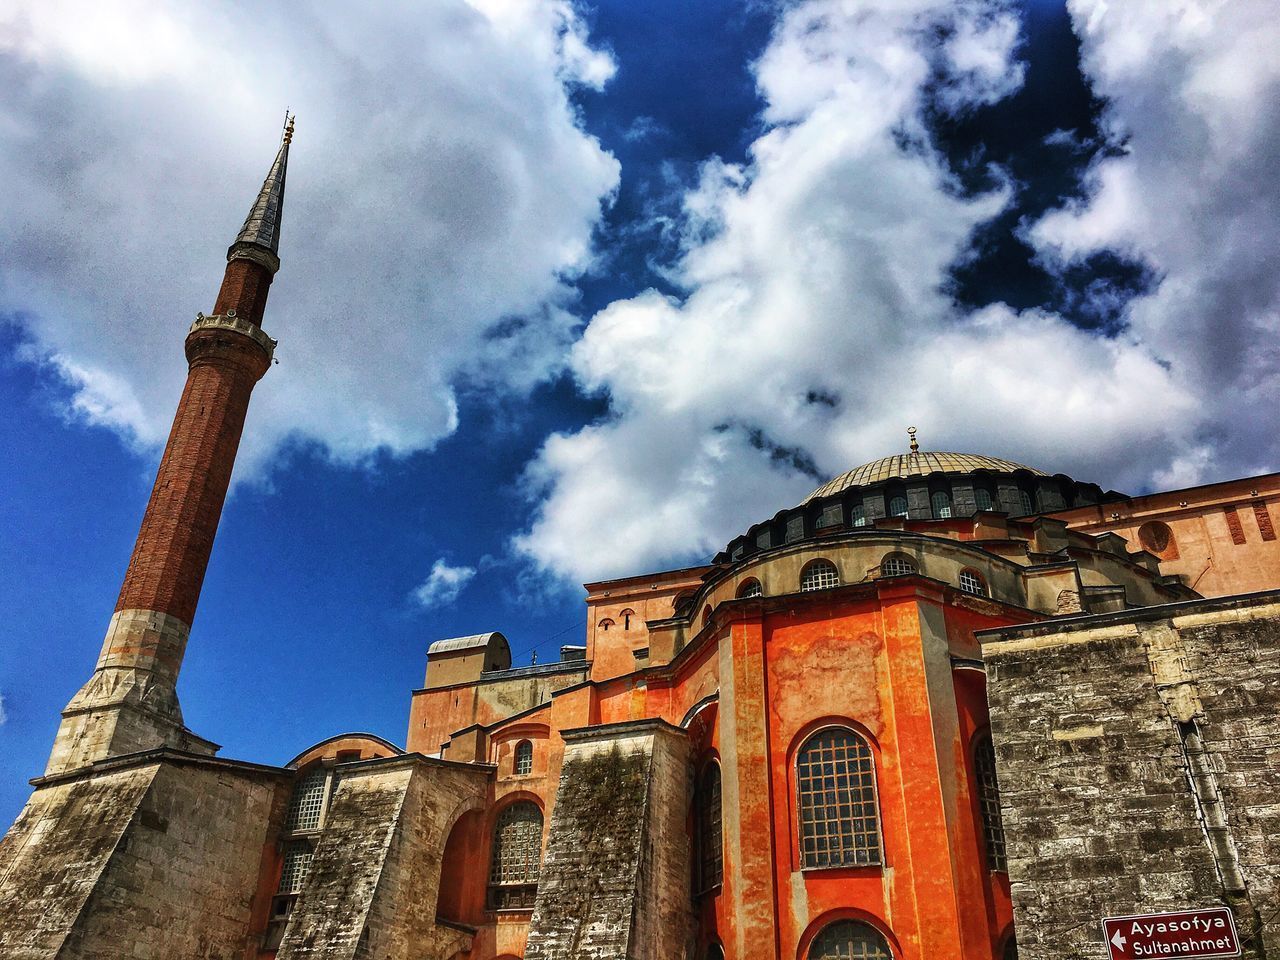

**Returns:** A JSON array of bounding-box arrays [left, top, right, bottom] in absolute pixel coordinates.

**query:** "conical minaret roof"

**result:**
[[227, 116, 293, 271]]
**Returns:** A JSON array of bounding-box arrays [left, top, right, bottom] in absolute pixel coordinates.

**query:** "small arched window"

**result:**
[[800, 559, 840, 592], [598, 617, 614, 632], [796, 728, 881, 867], [888, 495, 908, 518], [620, 608, 635, 630], [931, 490, 952, 519], [737, 579, 763, 599], [880, 554, 916, 578], [514, 740, 533, 776], [958, 569, 987, 597], [974, 487, 994, 511], [488, 802, 543, 910], [1015, 489, 1034, 515], [851, 502, 867, 527], [808, 920, 892, 959], [695, 762, 723, 893], [974, 734, 1007, 872]]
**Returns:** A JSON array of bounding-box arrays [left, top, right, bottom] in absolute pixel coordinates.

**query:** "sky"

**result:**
[[1, 0, 1277, 824]]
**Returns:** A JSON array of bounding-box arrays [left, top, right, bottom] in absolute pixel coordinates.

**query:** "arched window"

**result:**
[[974, 487, 994, 511], [488, 802, 543, 909], [851, 502, 867, 527], [737, 579, 763, 599], [931, 490, 952, 519], [958, 569, 987, 597], [620, 608, 635, 630], [1015, 489, 1034, 515], [808, 920, 893, 959], [880, 554, 916, 578], [696, 762, 723, 892], [514, 740, 533, 776], [796, 728, 881, 867], [598, 617, 614, 632], [974, 735, 1007, 872], [888, 495, 908, 518], [285, 766, 328, 832], [800, 559, 840, 592]]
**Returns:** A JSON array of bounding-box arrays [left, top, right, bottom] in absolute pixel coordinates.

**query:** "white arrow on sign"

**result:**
[[1111, 930, 1127, 951]]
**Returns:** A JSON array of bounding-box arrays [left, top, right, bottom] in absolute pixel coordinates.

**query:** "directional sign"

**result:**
[[1102, 907, 1240, 959]]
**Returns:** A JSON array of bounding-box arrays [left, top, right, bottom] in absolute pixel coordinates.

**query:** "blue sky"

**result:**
[[1, 0, 1277, 825]]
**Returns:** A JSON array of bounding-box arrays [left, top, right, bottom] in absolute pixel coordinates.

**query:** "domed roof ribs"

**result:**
[[226, 114, 293, 274], [803, 452, 1048, 503]]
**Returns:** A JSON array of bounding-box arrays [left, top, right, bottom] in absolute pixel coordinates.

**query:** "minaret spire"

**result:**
[[45, 124, 294, 775]]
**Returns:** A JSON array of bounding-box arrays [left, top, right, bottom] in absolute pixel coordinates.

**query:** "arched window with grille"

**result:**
[[488, 802, 543, 909], [931, 490, 952, 518], [285, 766, 329, 832], [800, 559, 840, 592], [808, 920, 893, 959], [851, 502, 867, 527], [737, 578, 762, 599], [796, 728, 882, 867], [958, 568, 987, 597], [974, 734, 1007, 871], [696, 762, 723, 893], [880, 554, 916, 578], [888, 495, 908, 518], [1015, 488, 1034, 515], [974, 486, 994, 511], [514, 740, 533, 776]]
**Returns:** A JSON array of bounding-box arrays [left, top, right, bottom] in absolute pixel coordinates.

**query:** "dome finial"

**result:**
[[908, 426, 919, 454]]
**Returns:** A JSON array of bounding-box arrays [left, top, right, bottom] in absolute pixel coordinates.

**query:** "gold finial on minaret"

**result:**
[[282, 111, 295, 145], [908, 426, 919, 454]]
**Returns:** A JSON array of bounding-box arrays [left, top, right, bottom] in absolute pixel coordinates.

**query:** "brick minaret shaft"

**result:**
[[46, 121, 294, 776]]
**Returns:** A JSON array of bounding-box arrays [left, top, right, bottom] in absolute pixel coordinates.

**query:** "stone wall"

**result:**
[[276, 756, 490, 960], [0, 752, 287, 960], [524, 720, 692, 960], [980, 592, 1280, 959]]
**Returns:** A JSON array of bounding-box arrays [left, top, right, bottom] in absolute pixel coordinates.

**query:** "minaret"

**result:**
[[45, 119, 294, 776]]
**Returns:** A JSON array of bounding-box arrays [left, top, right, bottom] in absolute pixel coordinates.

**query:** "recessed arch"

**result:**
[[1137, 520, 1179, 559], [695, 758, 723, 893], [487, 799, 543, 910]]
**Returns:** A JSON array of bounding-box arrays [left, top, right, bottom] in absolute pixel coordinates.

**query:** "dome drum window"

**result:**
[[930, 490, 952, 519], [737, 579, 763, 599], [880, 554, 916, 578], [800, 559, 841, 592]]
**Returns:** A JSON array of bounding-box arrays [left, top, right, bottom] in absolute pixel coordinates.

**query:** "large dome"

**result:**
[[803, 452, 1046, 503]]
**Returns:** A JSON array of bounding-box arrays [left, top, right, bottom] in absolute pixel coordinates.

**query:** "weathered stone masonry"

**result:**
[[980, 591, 1280, 960]]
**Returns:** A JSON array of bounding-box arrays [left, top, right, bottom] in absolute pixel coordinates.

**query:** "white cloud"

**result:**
[[1030, 0, 1280, 482], [514, 0, 1219, 585], [412, 559, 477, 610], [0, 0, 619, 474]]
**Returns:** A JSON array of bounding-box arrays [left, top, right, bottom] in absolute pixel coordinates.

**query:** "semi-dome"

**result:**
[[804, 452, 1046, 503]]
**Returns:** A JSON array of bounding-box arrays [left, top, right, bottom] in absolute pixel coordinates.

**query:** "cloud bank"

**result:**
[[516, 0, 1274, 584], [0, 0, 619, 474]]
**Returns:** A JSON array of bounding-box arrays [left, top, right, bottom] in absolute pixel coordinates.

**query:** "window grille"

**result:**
[[888, 495, 908, 517], [958, 569, 987, 596], [796, 729, 881, 868], [488, 802, 543, 909], [514, 741, 534, 776], [975, 488, 994, 511], [738, 579, 762, 599], [851, 503, 867, 527], [286, 767, 328, 832], [1016, 489, 1034, 515], [696, 763, 723, 892], [800, 560, 840, 592], [931, 491, 952, 518], [975, 735, 1007, 871], [278, 839, 314, 895], [808, 920, 893, 959], [880, 555, 915, 578]]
